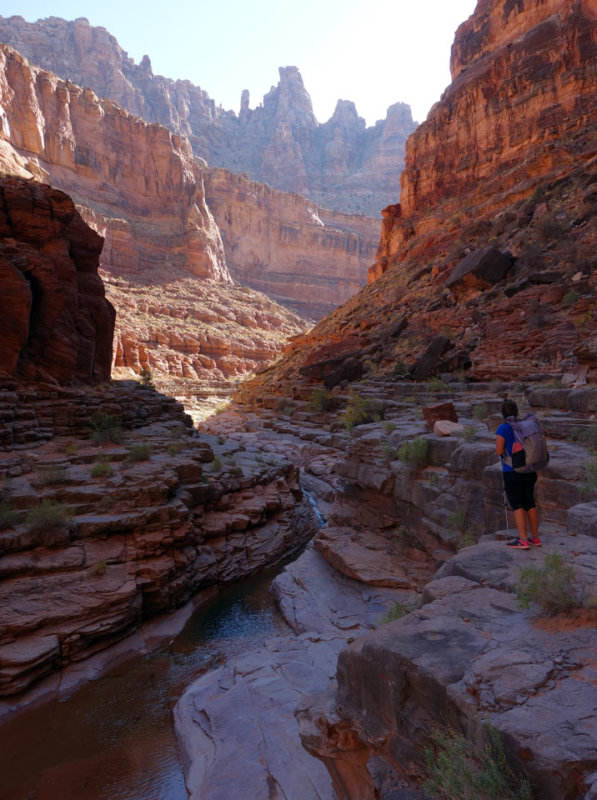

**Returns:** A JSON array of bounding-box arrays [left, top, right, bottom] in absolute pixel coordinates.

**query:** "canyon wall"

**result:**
[[0, 16, 417, 216], [0, 42, 379, 325], [204, 169, 380, 318], [373, 0, 597, 276], [0, 43, 229, 283], [0, 176, 114, 384], [246, 0, 597, 394]]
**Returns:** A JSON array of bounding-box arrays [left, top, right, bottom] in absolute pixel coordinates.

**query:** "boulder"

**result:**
[[445, 247, 513, 290]]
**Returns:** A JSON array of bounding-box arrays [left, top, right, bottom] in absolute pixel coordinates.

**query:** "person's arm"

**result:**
[[496, 434, 506, 457]]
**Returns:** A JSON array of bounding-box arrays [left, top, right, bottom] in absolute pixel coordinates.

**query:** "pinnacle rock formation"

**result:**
[[0, 16, 417, 216], [245, 0, 597, 394]]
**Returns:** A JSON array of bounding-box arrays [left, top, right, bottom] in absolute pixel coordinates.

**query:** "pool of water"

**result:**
[[2, 568, 289, 800]]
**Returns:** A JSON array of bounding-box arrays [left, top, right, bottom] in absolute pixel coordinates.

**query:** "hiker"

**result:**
[[495, 399, 541, 550]]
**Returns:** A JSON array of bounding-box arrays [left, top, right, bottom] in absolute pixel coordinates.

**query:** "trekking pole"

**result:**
[[503, 485, 509, 531]]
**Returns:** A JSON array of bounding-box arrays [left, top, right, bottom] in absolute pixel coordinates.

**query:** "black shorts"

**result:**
[[503, 471, 537, 511]]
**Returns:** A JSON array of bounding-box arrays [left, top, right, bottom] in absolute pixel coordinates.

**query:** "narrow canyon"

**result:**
[[1, 1, 597, 799]]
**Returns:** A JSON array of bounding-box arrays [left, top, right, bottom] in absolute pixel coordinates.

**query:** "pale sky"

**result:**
[[0, 0, 478, 124]]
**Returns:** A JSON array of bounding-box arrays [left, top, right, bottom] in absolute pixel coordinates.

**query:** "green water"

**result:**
[[1, 569, 288, 800]]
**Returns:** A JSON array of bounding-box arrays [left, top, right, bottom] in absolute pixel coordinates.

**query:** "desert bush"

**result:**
[[90, 560, 107, 577], [581, 458, 597, 498], [91, 459, 113, 478], [90, 412, 124, 444], [210, 455, 223, 470], [425, 724, 532, 800], [127, 442, 152, 462], [380, 441, 399, 461], [0, 501, 18, 530], [384, 421, 397, 434], [397, 438, 429, 469], [569, 427, 597, 452], [461, 425, 477, 442], [25, 500, 72, 534], [426, 376, 445, 392], [342, 392, 383, 430], [472, 404, 487, 421], [139, 366, 155, 389], [167, 441, 184, 456], [306, 387, 337, 413], [36, 465, 69, 486], [516, 553, 585, 616], [380, 597, 418, 623]]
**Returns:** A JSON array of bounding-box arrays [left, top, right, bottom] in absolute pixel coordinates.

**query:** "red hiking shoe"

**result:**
[[506, 538, 530, 550]]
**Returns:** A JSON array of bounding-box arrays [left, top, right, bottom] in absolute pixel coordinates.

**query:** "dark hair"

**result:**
[[501, 399, 518, 420]]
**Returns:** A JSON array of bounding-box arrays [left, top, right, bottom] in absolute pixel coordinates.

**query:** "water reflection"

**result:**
[[2, 568, 288, 800]]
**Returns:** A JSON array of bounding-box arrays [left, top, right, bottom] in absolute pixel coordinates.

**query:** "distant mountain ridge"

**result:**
[[0, 15, 417, 216]]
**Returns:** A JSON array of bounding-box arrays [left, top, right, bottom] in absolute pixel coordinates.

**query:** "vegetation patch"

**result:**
[[139, 366, 155, 389], [581, 458, 597, 497], [25, 500, 72, 534], [306, 387, 338, 413], [91, 458, 113, 478], [424, 724, 532, 800], [0, 501, 18, 530], [397, 438, 429, 469], [127, 442, 152, 462], [342, 392, 384, 430], [90, 412, 124, 444], [516, 553, 585, 616]]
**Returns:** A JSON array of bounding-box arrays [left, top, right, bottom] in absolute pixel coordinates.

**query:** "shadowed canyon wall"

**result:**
[[0, 176, 114, 384], [0, 16, 417, 216]]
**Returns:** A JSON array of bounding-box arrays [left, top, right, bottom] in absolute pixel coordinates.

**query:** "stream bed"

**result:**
[[2, 567, 290, 800]]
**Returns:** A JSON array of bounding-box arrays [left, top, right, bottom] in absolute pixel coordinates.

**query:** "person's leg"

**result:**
[[527, 506, 539, 539], [513, 508, 528, 541]]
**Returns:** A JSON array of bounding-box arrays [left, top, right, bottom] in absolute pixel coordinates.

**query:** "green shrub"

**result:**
[[91, 459, 113, 478], [90, 412, 124, 444], [306, 387, 337, 413], [460, 425, 477, 442], [342, 392, 383, 430], [581, 458, 597, 497], [448, 510, 467, 531], [139, 366, 155, 389], [127, 443, 152, 462], [37, 465, 69, 485], [425, 724, 532, 800], [569, 427, 597, 452], [380, 598, 417, 623], [472, 404, 487, 421], [25, 500, 72, 534], [0, 501, 18, 530], [383, 421, 397, 434], [397, 438, 429, 469], [516, 553, 585, 616], [210, 455, 223, 470], [426, 376, 445, 392], [167, 441, 184, 456], [90, 559, 107, 577], [380, 441, 399, 461]]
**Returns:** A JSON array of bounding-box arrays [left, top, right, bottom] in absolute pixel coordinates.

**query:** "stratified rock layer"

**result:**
[[0, 176, 114, 384], [0, 17, 417, 216]]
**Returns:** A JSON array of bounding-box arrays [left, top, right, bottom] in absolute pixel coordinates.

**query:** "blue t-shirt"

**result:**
[[496, 422, 515, 472]]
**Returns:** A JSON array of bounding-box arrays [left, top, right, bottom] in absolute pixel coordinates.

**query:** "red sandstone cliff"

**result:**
[[0, 17, 417, 216], [204, 169, 379, 319], [243, 0, 597, 395], [0, 176, 114, 384]]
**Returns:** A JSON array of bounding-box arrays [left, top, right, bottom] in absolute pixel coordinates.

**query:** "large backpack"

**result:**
[[504, 413, 550, 473]]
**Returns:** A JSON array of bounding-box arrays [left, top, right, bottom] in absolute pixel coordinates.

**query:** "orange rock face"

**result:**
[[205, 169, 380, 319], [0, 176, 114, 384], [0, 44, 229, 283], [373, 0, 597, 277]]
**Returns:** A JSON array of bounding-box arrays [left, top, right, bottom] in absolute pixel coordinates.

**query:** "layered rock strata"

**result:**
[[204, 169, 379, 318], [0, 41, 379, 328], [243, 0, 597, 393], [0, 17, 417, 216], [0, 43, 229, 283], [0, 176, 114, 384], [0, 380, 317, 696], [175, 380, 597, 798]]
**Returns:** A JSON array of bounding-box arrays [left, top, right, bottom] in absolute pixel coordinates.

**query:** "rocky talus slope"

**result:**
[[243, 0, 597, 395], [174, 380, 597, 799], [0, 16, 417, 216]]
